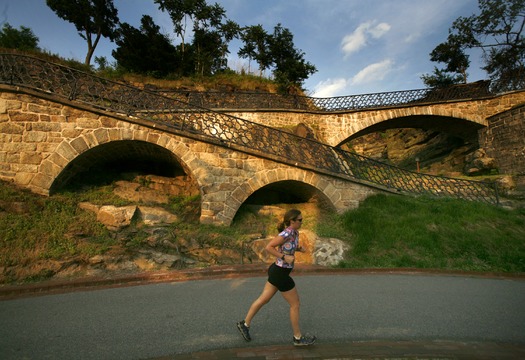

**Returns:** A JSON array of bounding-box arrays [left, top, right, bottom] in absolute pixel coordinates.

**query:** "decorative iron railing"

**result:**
[[158, 80, 493, 111], [0, 53, 499, 204]]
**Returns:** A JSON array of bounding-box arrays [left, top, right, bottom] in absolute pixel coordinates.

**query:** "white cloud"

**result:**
[[312, 78, 349, 97], [403, 33, 420, 44], [341, 20, 391, 57], [351, 59, 394, 85], [369, 22, 391, 38], [310, 59, 395, 97], [341, 24, 368, 56]]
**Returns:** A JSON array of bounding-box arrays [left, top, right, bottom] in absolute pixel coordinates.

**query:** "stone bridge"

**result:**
[[222, 91, 525, 147], [0, 87, 378, 225], [1, 54, 522, 225]]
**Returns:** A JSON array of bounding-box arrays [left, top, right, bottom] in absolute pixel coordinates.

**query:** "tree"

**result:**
[[421, 67, 465, 88], [217, 19, 241, 70], [268, 24, 317, 92], [112, 15, 179, 77], [422, 0, 525, 91], [0, 23, 39, 51], [191, 1, 227, 75], [156, 0, 239, 76], [238, 24, 270, 74], [46, 0, 119, 66], [154, 0, 205, 60], [422, 34, 470, 88]]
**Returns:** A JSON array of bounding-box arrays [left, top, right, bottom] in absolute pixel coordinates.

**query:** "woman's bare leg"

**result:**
[[244, 281, 278, 326], [281, 287, 301, 338]]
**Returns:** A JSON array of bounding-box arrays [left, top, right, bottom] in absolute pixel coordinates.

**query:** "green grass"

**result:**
[[0, 185, 116, 266], [328, 194, 525, 272], [1, 180, 524, 284]]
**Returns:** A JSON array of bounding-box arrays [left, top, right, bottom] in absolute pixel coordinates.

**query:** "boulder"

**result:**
[[79, 203, 179, 230], [96, 205, 137, 231], [464, 148, 497, 175], [313, 237, 349, 266], [137, 206, 178, 225], [134, 249, 191, 271], [113, 175, 199, 204], [114, 180, 169, 204]]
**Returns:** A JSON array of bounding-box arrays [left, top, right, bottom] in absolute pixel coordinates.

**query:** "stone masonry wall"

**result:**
[[225, 90, 525, 146], [4, 87, 523, 223], [479, 104, 525, 176], [0, 89, 378, 225]]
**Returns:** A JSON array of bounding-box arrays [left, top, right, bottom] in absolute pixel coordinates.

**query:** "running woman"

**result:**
[[237, 209, 316, 346]]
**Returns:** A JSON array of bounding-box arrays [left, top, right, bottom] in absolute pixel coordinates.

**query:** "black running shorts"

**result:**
[[267, 263, 295, 292]]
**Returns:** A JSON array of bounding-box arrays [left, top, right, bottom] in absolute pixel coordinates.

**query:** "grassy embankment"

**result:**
[[1, 179, 524, 284], [4, 50, 522, 281]]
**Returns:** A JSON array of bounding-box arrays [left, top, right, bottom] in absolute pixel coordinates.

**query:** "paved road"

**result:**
[[1, 272, 524, 359]]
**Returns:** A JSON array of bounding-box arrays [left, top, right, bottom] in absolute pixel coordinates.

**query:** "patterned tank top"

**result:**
[[275, 226, 299, 269]]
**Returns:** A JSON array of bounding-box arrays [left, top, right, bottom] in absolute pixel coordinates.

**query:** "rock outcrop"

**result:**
[[79, 203, 178, 231], [250, 229, 348, 267]]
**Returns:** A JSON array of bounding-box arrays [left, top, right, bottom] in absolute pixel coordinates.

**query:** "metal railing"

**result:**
[[0, 53, 499, 204], [158, 80, 493, 111]]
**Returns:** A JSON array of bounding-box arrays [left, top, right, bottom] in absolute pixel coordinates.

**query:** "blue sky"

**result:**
[[2, 0, 484, 97]]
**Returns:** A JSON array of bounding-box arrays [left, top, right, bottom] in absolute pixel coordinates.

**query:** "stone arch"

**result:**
[[244, 180, 332, 205], [337, 114, 486, 146], [220, 166, 337, 225], [33, 127, 201, 196], [49, 140, 190, 193], [333, 109, 487, 147]]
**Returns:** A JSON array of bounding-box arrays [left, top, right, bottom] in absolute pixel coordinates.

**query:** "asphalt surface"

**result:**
[[1, 266, 524, 359]]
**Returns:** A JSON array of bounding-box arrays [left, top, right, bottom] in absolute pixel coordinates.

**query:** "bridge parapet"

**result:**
[[0, 53, 499, 205], [158, 80, 493, 112]]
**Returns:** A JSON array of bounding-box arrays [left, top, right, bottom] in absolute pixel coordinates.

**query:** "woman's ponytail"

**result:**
[[277, 209, 302, 232]]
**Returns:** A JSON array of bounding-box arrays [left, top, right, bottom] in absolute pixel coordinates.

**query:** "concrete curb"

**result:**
[[1, 264, 524, 300]]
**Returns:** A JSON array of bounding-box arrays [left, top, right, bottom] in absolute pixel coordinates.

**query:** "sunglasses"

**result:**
[[294, 218, 303, 222]]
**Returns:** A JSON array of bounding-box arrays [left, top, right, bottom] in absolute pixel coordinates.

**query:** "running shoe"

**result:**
[[237, 320, 251, 341], [293, 334, 316, 346]]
